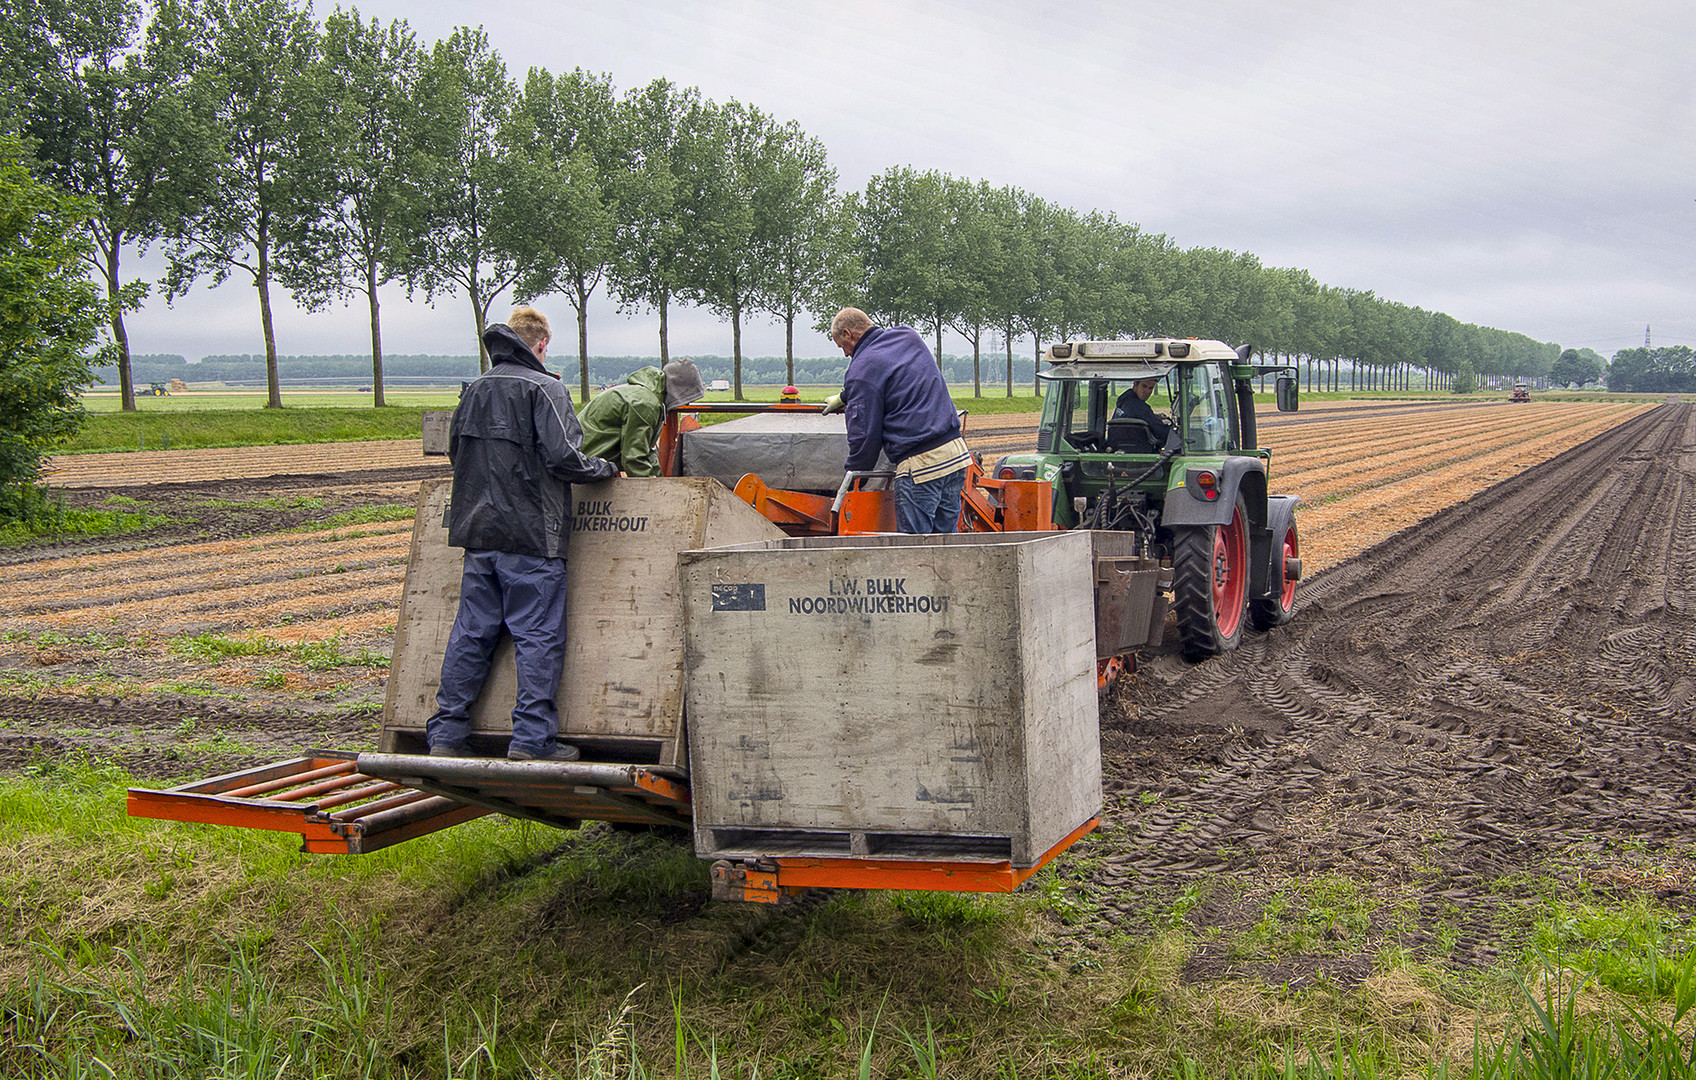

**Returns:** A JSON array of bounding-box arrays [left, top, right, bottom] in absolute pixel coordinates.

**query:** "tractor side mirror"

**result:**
[[1275, 375, 1299, 413]]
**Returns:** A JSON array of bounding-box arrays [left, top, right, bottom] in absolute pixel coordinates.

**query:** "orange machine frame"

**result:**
[[656, 402, 1054, 537]]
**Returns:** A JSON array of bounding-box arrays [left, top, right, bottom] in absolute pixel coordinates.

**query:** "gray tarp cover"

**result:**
[[681, 412, 890, 493]]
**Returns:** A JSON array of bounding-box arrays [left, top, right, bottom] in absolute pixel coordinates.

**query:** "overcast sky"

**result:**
[[124, 0, 1695, 364]]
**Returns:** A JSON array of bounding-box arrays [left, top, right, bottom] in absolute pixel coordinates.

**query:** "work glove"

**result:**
[[821, 393, 845, 415]]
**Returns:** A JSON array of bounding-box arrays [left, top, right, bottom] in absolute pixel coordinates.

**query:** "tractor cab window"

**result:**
[[1104, 378, 1172, 453], [1178, 364, 1233, 453], [1043, 380, 1102, 452], [1069, 385, 1094, 446]]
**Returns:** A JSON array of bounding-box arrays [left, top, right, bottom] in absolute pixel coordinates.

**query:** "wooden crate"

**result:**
[[680, 530, 1101, 867], [383, 477, 784, 770]]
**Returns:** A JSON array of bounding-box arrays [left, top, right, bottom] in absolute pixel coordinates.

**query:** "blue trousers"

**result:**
[[426, 549, 570, 757], [895, 469, 965, 534]]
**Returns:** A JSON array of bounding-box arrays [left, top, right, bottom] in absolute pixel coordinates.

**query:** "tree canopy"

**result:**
[[3, 1, 1586, 404], [0, 134, 105, 519]]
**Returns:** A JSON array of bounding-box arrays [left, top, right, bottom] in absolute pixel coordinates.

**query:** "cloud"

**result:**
[[121, 0, 1696, 362]]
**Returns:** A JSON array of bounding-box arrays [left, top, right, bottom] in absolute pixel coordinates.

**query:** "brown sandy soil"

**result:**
[[4, 403, 1690, 981], [1076, 402, 1696, 975], [43, 441, 446, 488]]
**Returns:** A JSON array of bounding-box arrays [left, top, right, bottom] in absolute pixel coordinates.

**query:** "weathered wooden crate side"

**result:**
[[1010, 540, 1104, 862], [383, 477, 782, 768], [681, 531, 1099, 866]]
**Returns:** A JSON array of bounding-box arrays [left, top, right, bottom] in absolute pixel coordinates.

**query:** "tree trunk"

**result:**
[[1004, 324, 1014, 398], [470, 279, 490, 373], [576, 282, 591, 403], [785, 312, 795, 386], [934, 320, 943, 371], [658, 296, 669, 365], [1033, 340, 1042, 398], [731, 295, 743, 401], [256, 232, 282, 410], [972, 329, 981, 398], [100, 240, 137, 413], [366, 259, 385, 408]]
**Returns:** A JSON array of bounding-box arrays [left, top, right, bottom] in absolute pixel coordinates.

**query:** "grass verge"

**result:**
[[5, 758, 1696, 1078]]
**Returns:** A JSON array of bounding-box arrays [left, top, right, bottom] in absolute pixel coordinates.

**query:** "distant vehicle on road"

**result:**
[[708, 379, 731, 392]]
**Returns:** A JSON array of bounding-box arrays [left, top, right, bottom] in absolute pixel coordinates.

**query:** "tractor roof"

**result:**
[[1040, 339, 1243, 380], [1046, 338, 1242, 364]]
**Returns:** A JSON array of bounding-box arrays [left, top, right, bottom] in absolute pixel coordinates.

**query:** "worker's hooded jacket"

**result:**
[[446, 324, 616, 558], [578, 366, 666, 477], [842, 326, 962, 471]]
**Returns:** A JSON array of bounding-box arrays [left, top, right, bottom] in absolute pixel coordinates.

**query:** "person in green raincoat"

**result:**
[[578, 358, 705, 477]]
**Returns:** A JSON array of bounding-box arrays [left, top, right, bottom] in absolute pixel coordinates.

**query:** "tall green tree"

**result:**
[[610, 78, 701, 366], [0, 135, 106, 519], [976, 183, 1035, 397], [1551, 348, 1602, 387], [681, 100, 775, 400], [750, 119, 836, 385], [501, 66, 624, 400], [1015, 193, 1078, 394], [4, 0, 210, 412], [854, 166, 960, 366], [275, 8, 425, 408], [946, 180, 1006, 397], [163, 0, 321, 409], [411, 26, 517, 371]]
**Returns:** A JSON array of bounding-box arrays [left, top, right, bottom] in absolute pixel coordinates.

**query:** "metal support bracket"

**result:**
[[710, 858, 794, 903]]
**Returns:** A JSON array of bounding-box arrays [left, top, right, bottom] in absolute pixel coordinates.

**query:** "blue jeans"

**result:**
[[895, 469, 965, 534], [426, 549, 570, 757]]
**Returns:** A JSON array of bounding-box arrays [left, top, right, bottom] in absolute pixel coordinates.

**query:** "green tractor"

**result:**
[[991, 338, 1303, 661]]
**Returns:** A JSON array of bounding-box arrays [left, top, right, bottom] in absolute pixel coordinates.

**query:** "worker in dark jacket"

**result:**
[[427, 306, 618, 762], [578, 358, 704, 476], [829, 306, 970, 533]]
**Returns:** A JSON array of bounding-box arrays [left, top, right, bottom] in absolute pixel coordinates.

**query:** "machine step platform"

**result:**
[[127, 750, 694, 854], [126, 752, 488, 854]]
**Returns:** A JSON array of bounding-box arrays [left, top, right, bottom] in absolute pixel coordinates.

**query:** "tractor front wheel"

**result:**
[[1248, 517, 1300, 631], [1171, 496, 1249, 662]]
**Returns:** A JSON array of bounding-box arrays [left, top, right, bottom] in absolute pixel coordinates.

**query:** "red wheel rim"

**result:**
[[1212, 506, 1248, 637], [1097, 654, 1123, 693], [1278, 527, 1299, 610]]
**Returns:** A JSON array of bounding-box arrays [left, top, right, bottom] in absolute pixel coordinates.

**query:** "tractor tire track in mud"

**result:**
[[1082, 403, 1696, 977]]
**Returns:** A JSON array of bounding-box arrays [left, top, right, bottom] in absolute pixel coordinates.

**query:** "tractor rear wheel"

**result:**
[[1249, 517, 1300, 630], [1171, 495, 1249, 661]]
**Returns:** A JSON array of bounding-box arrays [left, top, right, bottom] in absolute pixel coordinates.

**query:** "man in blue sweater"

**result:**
[[829, 307, 971, 533]]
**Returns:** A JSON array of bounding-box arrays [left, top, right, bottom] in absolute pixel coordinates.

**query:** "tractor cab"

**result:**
[[995, 339, 1286, 531], [993, 339, 1304, 659]]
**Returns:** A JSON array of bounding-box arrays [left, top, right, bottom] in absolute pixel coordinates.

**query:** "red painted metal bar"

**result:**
[[771, 818, 1100, 893], [223, 760, 357, 799]]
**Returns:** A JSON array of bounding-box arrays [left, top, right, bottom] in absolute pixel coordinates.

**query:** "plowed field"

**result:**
[[5, 399, 1691, 978]]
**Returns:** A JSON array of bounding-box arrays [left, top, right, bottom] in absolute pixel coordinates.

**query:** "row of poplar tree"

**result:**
[[5, 0, 1563, 411]]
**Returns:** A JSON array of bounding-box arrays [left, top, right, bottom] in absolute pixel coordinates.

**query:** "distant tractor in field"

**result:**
[[148, 382, 169, 397], [1511, 383, 1531, 402]]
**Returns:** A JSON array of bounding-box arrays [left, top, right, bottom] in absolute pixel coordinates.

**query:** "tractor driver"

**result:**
[[1111, 377, 1172, 450]]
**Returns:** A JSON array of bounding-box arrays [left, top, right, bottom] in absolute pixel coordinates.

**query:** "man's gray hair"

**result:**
[[830, 307, 872, 340]]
